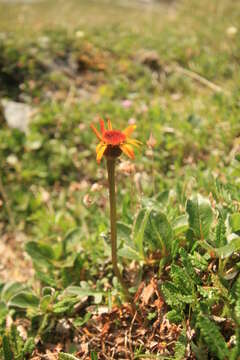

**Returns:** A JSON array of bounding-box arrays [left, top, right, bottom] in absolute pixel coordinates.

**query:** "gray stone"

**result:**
[[1, 99, 33, 133]]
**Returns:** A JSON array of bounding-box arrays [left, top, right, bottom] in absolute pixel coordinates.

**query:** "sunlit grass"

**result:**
[[1, 0, 240, 357], [0, 0, 170, 35]]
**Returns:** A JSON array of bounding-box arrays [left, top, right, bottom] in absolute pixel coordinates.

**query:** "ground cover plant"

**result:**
[[0, 0, 240, 358]]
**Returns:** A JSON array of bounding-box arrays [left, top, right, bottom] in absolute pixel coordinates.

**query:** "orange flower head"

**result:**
[[91, 118, 141, 163]]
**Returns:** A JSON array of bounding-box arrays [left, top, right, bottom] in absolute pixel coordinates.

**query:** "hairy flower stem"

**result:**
[[106, 158, 132, 301]]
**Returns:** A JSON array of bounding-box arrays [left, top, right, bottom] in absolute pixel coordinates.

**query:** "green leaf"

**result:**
[[118, 245, 143, 261], [117, 222, 132, 244], [65, 286, 103, 299], [147, 210, 173, 252], [59, 353, 79, 360], [170, 264, 194, 295], [155, 190, 169, 205], [8, 291, 39, 309], [166, 309, 182, 323], [172, 215, 189, 236], [40, 295, 52, 312], [186, 195, 213, 240], [190, 251, 208, 271], [179, 248, 200, 284], [212, 237, 240, 258], [22, 337, 35, 357], [2, 335, 14, 360], [230, 213, 240, 233], [174, 330, 187, 360], [0, 282, 5, 295], [9, 324, 23, 356], [235, 154, 240, 162], [34, 267, 57, 287], [73, 312, 92, 327], [62, 227, 81, 255], [140, 209, 173, 254], [42, 287, 55, 296], [235, 300, 240, 325], [91, 352, 98, 360], [132, 208, 150, 256], [0, 301, 8, 320], [53, 297, 78, 314], [1, 282, 28, 303], [215, 217, 227, 247], [25, 241, 55, 266], [162, 282, 184, 308], [235, 279, 240, 324], [197, 315, 229, 360]]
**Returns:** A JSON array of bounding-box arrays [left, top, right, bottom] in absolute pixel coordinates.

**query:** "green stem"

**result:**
[[0, 171, 15, 229], [106, 158, 132, 301]]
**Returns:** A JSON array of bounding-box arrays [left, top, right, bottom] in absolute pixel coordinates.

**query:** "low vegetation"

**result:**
[[0, 0, 240, 358]]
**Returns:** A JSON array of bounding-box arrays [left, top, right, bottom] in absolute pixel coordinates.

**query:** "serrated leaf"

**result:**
[[178, 293, 195, 303], [186, 195, 213, 240], [190, 251, 208, 271], [174, 331, 187, 360], [166, 309, 182, 323], [179, 248, 200, 284], [235, 279, 240, 324], [162, 282, 183, 308], [215, 217, 227, 247], [22, 337, 35, 357], [9, 324, 23, 356], [235, 300, 240, 324], [2, 335, 14, 360], [170, 264, 193, 294], [197, 315, 229, 360], [8, 291, 39, 309]]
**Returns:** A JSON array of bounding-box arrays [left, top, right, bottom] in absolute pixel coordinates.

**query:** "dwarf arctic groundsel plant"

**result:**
[[91, 118, 141, 300]]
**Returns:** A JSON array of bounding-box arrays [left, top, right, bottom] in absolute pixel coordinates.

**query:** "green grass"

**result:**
[[0, 0, 240, 358]]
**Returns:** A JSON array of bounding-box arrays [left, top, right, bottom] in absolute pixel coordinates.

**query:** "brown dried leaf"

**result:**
[[101, 322, 110, 336], [147, 132, 157, 148], [140, 282, 155, 305]]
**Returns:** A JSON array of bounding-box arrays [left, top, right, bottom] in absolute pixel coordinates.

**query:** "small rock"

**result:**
[[226, 26, 238, 37], [1, 99, 33, 133]]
